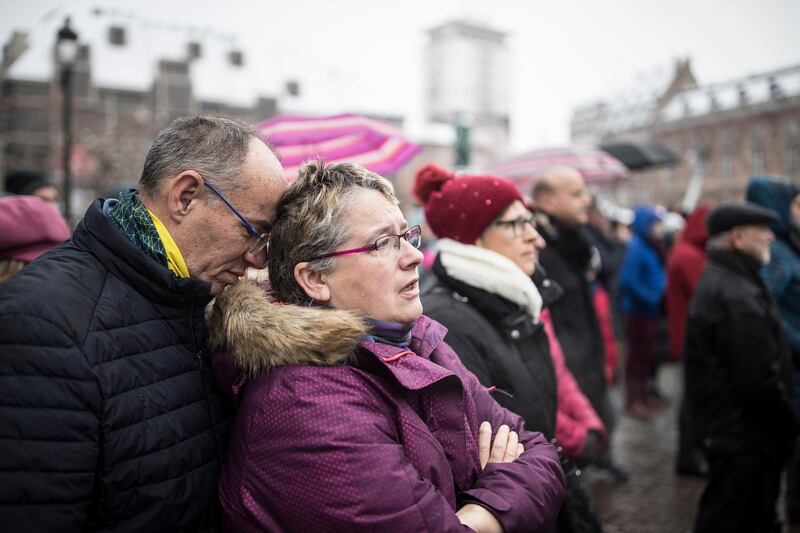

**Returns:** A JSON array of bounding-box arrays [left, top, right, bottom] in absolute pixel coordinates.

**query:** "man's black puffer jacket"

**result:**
[[0, 200, 231, 532]]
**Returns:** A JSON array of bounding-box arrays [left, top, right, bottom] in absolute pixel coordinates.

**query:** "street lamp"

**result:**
[[56, 17, 78, 223], [454, 112, 473, 170]]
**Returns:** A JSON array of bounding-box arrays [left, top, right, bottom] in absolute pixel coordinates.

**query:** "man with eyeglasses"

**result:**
[[0, 116, 286, 530]]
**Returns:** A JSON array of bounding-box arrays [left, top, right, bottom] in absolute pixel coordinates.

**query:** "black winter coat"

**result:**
[[0, 200, 231, 532], [535, 212, 608, 424], [685, 249, 800, 456], [422, 256, 558, 438]]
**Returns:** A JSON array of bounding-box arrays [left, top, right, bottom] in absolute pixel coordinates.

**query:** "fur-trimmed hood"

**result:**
[[208, 281, 369, 377]]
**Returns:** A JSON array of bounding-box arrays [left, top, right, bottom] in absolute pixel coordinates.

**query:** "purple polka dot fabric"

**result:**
[[217, 316, 565, 532]]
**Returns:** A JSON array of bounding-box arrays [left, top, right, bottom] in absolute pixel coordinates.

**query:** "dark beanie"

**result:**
[[413, 164, 524, 244], [706, 201, 779, 237], [5, 169, 53, 196]]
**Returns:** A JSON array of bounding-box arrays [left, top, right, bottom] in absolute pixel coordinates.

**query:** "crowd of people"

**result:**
[[0, 115, 798, 532]]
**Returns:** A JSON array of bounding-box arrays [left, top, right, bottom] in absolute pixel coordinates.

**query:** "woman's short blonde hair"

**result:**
[[268, 159, 397, 304]]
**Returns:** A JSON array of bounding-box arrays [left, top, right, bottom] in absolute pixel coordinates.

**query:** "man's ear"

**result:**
[[533, 190, 553, 212], [294, 262, 332, 303], [165, 171, 203, 224], [729, 227, 745, 250]]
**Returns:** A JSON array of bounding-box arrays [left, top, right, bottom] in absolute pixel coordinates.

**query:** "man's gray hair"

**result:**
[[706, 231, 733, 251], [139, 116, 264, 198]]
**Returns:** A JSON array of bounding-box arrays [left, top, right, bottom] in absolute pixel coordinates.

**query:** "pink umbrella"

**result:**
[[256, 113, 422, 180], [485, 146, 629, 192]]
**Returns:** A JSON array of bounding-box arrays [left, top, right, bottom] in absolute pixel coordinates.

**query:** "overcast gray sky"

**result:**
[[2, 0, 799, 150]]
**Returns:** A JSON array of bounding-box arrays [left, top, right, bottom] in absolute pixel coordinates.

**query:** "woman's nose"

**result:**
[[399, 238, 423, 268]]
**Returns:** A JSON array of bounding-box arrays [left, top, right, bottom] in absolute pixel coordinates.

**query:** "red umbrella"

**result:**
[[256, 113, 422, 180], [485, 146, 629, 192]]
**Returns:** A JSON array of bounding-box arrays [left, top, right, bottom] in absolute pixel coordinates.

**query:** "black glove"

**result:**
[[575, 430, 602, 468]]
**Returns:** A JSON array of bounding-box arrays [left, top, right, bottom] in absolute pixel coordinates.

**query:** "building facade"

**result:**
[[424, 19, 511, 166], [647, 65, 800, 205], [0, 7, 278, 203], [571, 60, 800, 206]]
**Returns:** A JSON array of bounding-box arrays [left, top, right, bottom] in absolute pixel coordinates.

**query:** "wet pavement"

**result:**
[[585, 362, 705, 533]]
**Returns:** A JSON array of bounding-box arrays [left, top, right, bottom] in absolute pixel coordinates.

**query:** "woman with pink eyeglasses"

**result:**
[[209, 160, 565, 532]]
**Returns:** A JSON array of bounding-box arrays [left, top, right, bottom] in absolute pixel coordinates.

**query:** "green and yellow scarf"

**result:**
[[107, 189, 189, 278]]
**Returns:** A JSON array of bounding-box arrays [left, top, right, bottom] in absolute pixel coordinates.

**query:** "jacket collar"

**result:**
[[531, 263, 564, 309], [432, 256, 524, 319], [360, 316, 457, 391], [209, 281, 367, 375], [72, 199, 212, 306], [430, 257, 543, 340], [535, 210, 594, 273], [708, 249, 765, 286], [209, 282, 456, 393]]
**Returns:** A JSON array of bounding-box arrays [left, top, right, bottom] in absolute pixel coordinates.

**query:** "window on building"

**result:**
[[708, 91, 719, 111], [719, 129, 733, 178], [769, 76, 783, 99], [109, 26, 126, 46], [285, 80, 300, 97], [26, 109, 50, 133], [787, 121, 799, 176], [752, 126, 765, 175], [3, 142, 25, 167], [32, 145, 50, 166], [737, 84, 748, 106], [188, 42, 202, 60], [692, 134, 707, 172], [682, 98, 691, 117], [167, 85, 191, 110], [229, 50, 244, 67], [160, 60, 189, 75], [72, 71, 91, 98]]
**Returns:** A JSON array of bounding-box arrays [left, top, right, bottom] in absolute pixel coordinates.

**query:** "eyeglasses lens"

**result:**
[[248, 235, 269, 255]]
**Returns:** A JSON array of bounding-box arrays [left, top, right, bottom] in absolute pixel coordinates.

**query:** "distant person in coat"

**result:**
[[210, 160, 566, 532], [747, 176, 800, 524], [416, 164, 605, 531], [666, 204, 713, 361], [416, 164, 606, 461], [533, 166, 627, 480], [4, 169, 60, 206], [618, 205, 666, 420], [685, 202, 800, 533], [583, 197, 625, 384], [0, 195, 70, 285]]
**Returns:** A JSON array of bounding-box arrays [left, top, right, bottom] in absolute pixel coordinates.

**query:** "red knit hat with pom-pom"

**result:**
[[413, 164, 524, 244]]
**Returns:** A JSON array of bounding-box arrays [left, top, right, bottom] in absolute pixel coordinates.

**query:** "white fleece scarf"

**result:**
[[436, 238, 543, 321]]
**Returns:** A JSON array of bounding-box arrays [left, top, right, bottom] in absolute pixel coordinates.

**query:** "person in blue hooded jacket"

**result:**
[[618, 205, 666, 419], [747, 176, 800, 524], [747, 177, 800, 391]]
